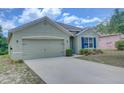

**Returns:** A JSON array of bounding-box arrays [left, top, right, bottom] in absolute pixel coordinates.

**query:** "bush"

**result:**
[[79, 48, 103, 55], [93, 49, 103, 54], [12, 59, 24, 64], [0, 49, 8, 55], [79, 49, 90, 55], [115, 40, 124, 50], [79, 49, 85, 55], [16, 59, 24, 63], [83, 49, 90, 55], [66, 48, 72, 56]]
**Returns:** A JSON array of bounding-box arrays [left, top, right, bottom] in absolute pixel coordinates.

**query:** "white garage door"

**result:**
[[22, 39, 64, 60]]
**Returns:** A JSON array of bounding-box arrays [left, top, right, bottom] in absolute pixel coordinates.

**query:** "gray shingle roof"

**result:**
[[56, 22, 84, 31]]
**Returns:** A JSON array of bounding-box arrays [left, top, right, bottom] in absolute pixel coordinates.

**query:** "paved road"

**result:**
[[24, 57, 124, 84]]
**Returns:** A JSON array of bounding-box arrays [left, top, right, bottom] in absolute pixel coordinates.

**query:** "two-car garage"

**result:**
[[22, 38, 65, 60]]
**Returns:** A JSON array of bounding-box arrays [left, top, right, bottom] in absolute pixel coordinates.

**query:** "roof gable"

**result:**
[[76, 27, 100, 36], [9, 16, 73, 36]]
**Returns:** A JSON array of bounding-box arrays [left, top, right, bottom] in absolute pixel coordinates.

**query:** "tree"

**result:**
[[109, 9, 120, 33], [97, 23, 107, 34], [0, 26, 2, 36], [117, 23, 124, 34], [109, 9, 124, 33], [0, 26, 8, 55], [97, 9, 124, 34], [97, 20, 113, 34]]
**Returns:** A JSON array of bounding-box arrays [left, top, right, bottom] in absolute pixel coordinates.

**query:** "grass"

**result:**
[[0, 55, 45, 84], [77, 50, 124, 68]]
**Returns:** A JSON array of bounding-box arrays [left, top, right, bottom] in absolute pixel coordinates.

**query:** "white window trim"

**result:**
[[84, 37, 94, 48]]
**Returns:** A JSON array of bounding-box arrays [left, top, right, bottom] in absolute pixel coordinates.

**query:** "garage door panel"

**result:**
[[22, 39, 64, 59]]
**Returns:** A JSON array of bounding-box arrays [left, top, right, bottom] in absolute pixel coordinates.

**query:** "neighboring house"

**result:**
[[98, 34, 124, 49], [8, 16, 99, 60]]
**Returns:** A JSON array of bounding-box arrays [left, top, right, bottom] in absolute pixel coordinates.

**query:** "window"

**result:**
[[89, 38, 94, 48], [83, 37, 95, 48], [16, 40, 19, 43], [84, 37, 88, 48]]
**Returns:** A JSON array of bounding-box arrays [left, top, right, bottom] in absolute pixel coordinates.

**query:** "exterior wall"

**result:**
[[74, 37, 78, 54], [98, 34, 124, 49], [75, 30, 98, 54], [9, 20, 70, 60]]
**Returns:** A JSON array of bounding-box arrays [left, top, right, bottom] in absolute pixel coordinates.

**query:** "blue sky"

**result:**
[[0, 8, 123, 36]]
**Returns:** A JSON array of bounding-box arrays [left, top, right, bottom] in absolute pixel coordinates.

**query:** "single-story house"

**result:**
[[98, 34, 124, 49], [8, 16, 99, 60]]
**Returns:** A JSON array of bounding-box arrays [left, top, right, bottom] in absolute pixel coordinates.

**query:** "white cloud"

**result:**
[[18, 8, 62, 24], [76, 25, 84, 28], [0, 9, 13, 18], [59, 12, 102, 25], [81, 17, 102, 23], [62, 13, 70, 16], [0, 18, 16, 37], [18, 8, 42, 24], [59, 15, 80, 24], [41, 8, 62, 19], [64, 16, 79, 23], [0, 19, 16, 31]]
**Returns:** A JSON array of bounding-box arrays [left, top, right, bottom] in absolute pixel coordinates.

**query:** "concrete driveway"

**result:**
[[24, 57, 124, 84]]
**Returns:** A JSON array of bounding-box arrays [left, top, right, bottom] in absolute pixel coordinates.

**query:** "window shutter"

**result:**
[[94, 38, 96, 48], [82, 37, 84, 48]]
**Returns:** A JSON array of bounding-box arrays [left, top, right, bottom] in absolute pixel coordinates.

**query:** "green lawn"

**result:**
[[0, 55, 45, 84], [77, 50, 124, 68]]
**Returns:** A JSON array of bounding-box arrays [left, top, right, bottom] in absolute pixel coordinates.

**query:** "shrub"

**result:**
[[93, 49, 103, 54], [66, 48, 72, 56], [115, 40, 124, 50], [0, 49, 8, 55], [12, 59, 24, 64], [86, 49, 92, 55], [16, 59, 24, 63], [79, 49, 90, 55], [79, 49, 85, 55], [79, 48, 103, 55], [83, 49, 89, 54], [98, 49, 103, 54]]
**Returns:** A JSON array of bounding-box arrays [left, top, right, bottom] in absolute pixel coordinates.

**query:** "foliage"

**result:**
[[97, 22, 110, 34], [92, 49, 103, 54], [0, 26, 8, 55], [12, 59, 24, 64], [80, 49, 90, 55], [109, 9, 121, 33], [79, 48, 103, 55], [79, 49, 85, 55], [115, 40, 124, 50], [117, 23, 124, 34], [97, 9, 124, 34], [66, 48, 72, 56]]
